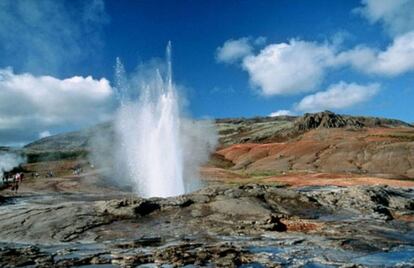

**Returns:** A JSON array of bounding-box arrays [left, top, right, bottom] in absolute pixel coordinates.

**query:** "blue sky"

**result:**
[[0, 0, 414, 145]]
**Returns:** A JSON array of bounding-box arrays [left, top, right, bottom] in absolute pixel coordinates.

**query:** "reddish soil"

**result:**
[[215, 127, 414, 178], [392, 213, 414, 222], [280, 219, 324, 233], [200, 167, 247, 181]]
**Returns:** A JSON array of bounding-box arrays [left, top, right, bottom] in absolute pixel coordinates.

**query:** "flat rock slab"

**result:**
[[0, 184, 414, 266]]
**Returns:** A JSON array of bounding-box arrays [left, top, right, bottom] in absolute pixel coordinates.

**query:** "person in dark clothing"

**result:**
[[12, 173, 21, 194]]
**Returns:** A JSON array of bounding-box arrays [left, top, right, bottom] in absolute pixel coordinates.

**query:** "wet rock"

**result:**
[[0, 194, 7, 204], [208, 197, 271, 217], [187, 194, 210, 204], [0, 246, 53, 268], [90, 255, 111, 265], [97, 198, 161, 218], [114, 236, 163, 248], [159, 195, 195, 208], [96, 198, 143, 218], [154, 242, 245, 267], [1, 183, 414, 266], [111, 252, 154, 267], [0, 201, 111, 243], [264, 188, 323, 218], [340, 238, 381, 252], [134, 200, 161, 216], [303, 186, 414, 220], [239, 214, 287, 232], [386, 188, 414, 210]]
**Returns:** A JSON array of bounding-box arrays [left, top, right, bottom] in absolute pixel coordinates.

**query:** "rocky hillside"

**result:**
[[23, 111, 411, 153], [217, 126, 414, 178], [21, 111, 413, 178], [217, 111, 410, 146], [24, 122, 113, 152], [214, 112, 414, 179], [293, 110, 410, 131]]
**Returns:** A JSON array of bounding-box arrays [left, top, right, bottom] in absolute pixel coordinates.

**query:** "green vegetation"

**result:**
[[369, 133, 414, 142], [25, 150, 88, 163], [224, 177, 287, 187], [246, 170, 283, 177]]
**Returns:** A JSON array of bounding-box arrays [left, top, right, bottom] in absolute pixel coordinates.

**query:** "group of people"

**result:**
[[1, 172, 24, 194]]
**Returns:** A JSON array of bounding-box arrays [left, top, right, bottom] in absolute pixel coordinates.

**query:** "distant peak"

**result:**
[[294, 111, 364, 131]]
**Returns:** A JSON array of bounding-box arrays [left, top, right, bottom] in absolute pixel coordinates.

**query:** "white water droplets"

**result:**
[[114, 44, 185, 197]]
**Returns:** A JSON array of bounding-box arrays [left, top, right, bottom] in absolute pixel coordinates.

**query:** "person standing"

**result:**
[[13, 173, 20, 194]]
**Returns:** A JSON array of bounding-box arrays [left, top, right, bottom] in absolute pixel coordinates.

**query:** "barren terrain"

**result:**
[[1, 111, 414, 267]]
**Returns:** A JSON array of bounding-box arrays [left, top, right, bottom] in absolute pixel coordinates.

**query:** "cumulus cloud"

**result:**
[[0, 68, 114, 145], [355, 0, 414, 36], [216, 38, 254, 64], [242, 40, 336, 95], [0, 0, 108, 75], [254, 36, 267, 46], [294, 82, 380, 112], [335, 31, 414, 76], [269, 110, 294, 117], [216, 37, 267, 64], [219, 31, 414, 96]]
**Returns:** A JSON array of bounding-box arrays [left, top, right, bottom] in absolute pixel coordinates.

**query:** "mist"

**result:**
[[90, 49, 217, 196], [0, 152, 26, 178]]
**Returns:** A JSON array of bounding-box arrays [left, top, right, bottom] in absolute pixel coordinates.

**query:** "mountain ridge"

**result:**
[[24, 111, 412, 152]]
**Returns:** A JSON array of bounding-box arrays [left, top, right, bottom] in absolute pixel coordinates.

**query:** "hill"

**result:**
[[24, 111, 411, 152], [21, 111, 414, 179]]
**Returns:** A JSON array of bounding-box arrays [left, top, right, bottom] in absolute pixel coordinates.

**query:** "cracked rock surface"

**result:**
[[1, 184, 414, 267]]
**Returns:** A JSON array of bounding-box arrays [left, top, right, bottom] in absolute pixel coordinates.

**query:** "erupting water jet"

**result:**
[[115, 42, 185, 197]]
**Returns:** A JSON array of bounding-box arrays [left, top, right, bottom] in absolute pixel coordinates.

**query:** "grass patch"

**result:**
[[369, 133, 414, 142], [207, 153, 234, 169], [25, 150, 88, 163], [224, 177, 287, 187], [245, 170, 284, 177]]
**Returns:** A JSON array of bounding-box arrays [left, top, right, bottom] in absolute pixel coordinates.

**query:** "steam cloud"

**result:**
[[0, 152, 26, 178], [90, 49, 217, 196]]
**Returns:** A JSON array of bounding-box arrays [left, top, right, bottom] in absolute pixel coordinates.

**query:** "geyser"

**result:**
[[114, 43, 188, 197]]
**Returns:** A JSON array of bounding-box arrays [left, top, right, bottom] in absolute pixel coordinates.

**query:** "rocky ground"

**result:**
[[1, 111, 414, 267], [1, 174, 414, 267]]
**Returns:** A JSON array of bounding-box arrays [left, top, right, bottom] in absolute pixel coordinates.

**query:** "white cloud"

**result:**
[[39, 131, 51, 139], [269, 110, 294, 117], [218, 31, 414, 96], [295, 82, 380, 112], [242, 40, 336, 95], [355, 0, 414, 36], [0, 68, 114, 144], [336, 31, 414, 76], [254, 36, 267, 46], [216, 38, 253, 64], [216, 37, 268, 64]]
